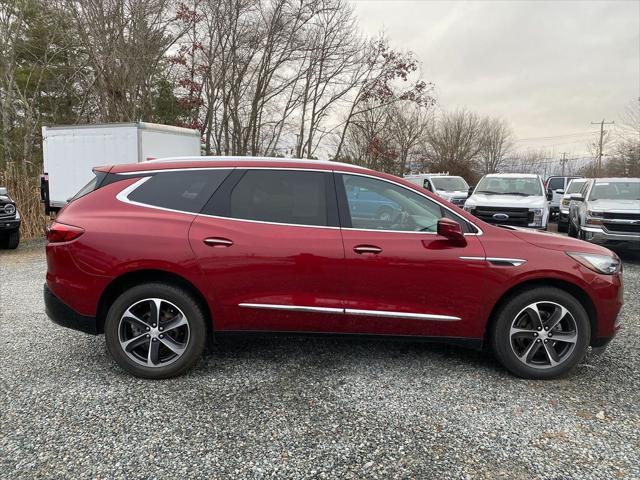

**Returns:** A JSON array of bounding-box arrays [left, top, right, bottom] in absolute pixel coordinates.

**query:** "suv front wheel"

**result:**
[[104, 283, 207, 379], [492, 287, 590, 379]]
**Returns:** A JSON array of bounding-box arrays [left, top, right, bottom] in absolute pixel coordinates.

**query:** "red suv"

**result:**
[[45, 158, 623, 379]]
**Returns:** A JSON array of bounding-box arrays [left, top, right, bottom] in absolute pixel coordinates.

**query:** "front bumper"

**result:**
[[44, 284, 99, 335], [581, 226, 640, 243], [0, 218, 20, 231]]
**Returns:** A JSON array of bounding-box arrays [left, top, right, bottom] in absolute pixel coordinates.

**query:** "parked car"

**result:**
[[568, 177, 640, 244], [464, 173, 551, 229], [0, 187, 20, 249], [40, 122, 201, 214], [546, 176, 582, 217], [557, 178, 589, 233], [404, 173, 469, 208], [45, 158, 623, 380]]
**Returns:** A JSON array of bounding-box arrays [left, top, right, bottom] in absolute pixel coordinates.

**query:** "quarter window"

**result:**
[[341, 174, 472, 233], [127, 170, 231, 213], [228, 170, 329, 226]]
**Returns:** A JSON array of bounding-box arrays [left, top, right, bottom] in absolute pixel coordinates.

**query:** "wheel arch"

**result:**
[[96, 269, 213, 336], [483, 278, 598, 348]]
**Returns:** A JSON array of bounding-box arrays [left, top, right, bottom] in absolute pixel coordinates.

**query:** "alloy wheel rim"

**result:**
[[509, 301, 578, 370], [118, 298, 190, 368]]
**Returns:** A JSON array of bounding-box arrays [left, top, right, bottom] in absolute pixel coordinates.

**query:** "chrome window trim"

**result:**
[[115, 166, 483, 235], [338, 171, 483, 236], [238, 303, 461, 321]]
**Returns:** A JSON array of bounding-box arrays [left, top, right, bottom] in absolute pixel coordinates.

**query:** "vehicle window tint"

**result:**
[[128, 169, 231, 213], [342, 175, 444, 232], [548, 178, 564, 191], [229, 170, 328, 226]]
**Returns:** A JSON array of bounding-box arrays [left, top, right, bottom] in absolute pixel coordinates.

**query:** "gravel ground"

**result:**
[[1, 237, 639, 479]]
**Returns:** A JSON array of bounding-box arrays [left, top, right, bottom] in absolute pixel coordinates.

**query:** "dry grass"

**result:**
[[0, 163, 49, 239]]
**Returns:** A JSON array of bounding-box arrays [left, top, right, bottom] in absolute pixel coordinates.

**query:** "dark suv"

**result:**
[[0, 187, 20, 249], [45, 158, 623, 379]]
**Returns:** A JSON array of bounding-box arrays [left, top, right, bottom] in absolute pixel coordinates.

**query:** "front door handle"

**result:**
[[353, 245, 382, 254], [203, 237, 234, 247]]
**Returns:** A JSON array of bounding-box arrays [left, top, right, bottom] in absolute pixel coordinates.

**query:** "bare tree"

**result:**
[[65, 0, 184, 122], [423, 108, 484, 180], [479, 117, 513, 174]]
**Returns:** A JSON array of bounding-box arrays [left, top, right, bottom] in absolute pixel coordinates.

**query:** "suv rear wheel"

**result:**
[[491, 287, 590, 379], [104, 283, 207, 379]]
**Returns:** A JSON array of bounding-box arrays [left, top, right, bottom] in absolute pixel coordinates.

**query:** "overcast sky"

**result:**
[[351, 0, 640, 156]]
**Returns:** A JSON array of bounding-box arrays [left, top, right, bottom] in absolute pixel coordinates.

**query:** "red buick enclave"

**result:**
[[45, 158, 623, 379]]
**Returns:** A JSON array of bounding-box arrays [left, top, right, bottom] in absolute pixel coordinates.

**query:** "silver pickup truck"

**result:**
[[568, 178, 640, 244]]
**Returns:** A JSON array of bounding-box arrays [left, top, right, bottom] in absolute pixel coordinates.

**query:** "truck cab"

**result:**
[[404, 173, 469, 208]]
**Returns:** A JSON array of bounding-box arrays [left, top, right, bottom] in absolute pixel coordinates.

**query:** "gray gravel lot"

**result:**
[[1, 237, 639, 479]]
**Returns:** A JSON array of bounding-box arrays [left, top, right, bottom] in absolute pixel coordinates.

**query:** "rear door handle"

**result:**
[[203, 237, 234, 247], [353, 245, 382, 254]]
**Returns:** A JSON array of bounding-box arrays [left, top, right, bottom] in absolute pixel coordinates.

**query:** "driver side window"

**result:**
[[341, 174, 444, 232]]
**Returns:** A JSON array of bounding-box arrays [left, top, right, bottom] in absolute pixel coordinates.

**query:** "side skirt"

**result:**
[[212, 331, 484, 351]]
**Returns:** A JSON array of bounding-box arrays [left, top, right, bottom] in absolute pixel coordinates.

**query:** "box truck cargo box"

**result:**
[[41, 122, 200, 213]]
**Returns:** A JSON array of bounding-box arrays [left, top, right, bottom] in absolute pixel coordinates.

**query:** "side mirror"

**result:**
[[437, 218, 467, 247], [467, 186, 475, 197], [556, 189, 564, 195], [569, 193, 584, 202]]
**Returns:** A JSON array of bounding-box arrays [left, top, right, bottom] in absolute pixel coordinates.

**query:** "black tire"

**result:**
[[6, 230, 20, 249], [0, 230, 19, 249], [491, 287, 590, 379], [104, 282, 207, 379], [568, 219, 578, 238], [557, 221, 568, 233]]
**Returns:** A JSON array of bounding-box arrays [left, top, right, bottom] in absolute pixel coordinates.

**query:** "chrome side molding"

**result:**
[[459, 256, 527, 267], [238, 303, 460, 321]]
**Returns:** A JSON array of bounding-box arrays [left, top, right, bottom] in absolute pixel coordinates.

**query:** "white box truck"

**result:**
[[40, 122, 201, 213]]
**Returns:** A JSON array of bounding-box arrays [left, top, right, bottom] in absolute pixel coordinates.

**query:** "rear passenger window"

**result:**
[[229, 170, 328, 226], [128, 170, 231, 213]]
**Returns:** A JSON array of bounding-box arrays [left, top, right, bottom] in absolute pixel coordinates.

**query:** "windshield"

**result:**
[[565, 179, 586, 194], [431, 177, 468, 191], [475, 176, 542, 196], [589, 181, 640, 201]]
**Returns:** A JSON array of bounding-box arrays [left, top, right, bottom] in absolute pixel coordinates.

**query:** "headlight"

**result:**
[[530, 208, 544, 226], [586, 210, 604, 225], [567, 252, 621, 275]]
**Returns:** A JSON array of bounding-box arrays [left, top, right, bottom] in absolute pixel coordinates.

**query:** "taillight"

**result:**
[[47, 222, 85, 243]]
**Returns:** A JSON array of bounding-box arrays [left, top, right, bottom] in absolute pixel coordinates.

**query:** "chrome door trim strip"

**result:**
[[238, 303, 461, 321], [238, 303, 344, 314], [459, 256, 527, 267], [345, 309, 460, 321], [486, 257, 527, 267]]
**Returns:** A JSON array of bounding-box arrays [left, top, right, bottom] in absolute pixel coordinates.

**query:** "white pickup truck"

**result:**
[[464, 173, 551, 229]]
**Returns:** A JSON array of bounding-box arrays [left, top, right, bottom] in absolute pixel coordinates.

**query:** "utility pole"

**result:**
[[560, 152, 569, 175], [590, 119, 614, 176]]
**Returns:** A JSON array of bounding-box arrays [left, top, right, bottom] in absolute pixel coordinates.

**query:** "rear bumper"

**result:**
[[44, 284, 99, 335], [581, 226, 640, 243]]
